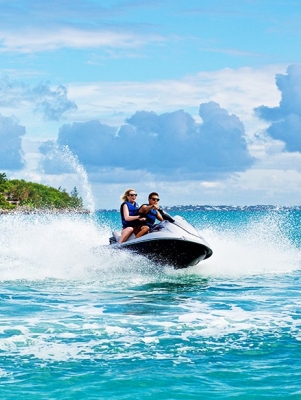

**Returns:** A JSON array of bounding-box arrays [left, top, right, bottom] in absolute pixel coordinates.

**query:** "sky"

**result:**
[[1, 0, 301, 210]]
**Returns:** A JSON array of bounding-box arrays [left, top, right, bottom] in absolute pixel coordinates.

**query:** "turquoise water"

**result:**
[[1, 207, 301, 399]]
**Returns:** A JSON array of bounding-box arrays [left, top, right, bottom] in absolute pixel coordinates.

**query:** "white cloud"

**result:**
[[40, 103, 253, 180], [255, 65, 301, 151], [68, 65, 285, 135], [0, 28, 165, 53], [0, 114, 25, 170], [0, 77, 77, 120], [2, 64, 301, 208]]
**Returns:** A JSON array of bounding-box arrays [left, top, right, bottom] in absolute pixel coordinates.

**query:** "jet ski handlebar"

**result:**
[[158, 208, 175, 223]]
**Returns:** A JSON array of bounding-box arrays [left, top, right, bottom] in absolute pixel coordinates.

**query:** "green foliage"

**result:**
[[0, 173, 84, 210], [0, 173, 7, 184]]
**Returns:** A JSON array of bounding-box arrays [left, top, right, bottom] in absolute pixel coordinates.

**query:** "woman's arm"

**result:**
[[123, 204, 145, 222]]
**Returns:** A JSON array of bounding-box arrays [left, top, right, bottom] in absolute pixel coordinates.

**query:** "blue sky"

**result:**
[[1, 0, 301, 209]]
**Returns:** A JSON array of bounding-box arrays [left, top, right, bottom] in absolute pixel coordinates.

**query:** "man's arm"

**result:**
[[156, 210, 163, 221], [139, 204, 163, 221], [138, 204, 154, 214]]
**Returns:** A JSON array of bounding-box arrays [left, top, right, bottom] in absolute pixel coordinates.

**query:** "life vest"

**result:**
[[120, 201, 140, 228], [140, 204, 158, 227]]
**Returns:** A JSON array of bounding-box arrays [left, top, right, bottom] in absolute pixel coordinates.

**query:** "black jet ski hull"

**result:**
[[118, 237, 212, 269], [109, 214, 213, 269]]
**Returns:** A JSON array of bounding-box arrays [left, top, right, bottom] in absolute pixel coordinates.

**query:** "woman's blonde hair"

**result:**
[[120, 188, 136, 202]]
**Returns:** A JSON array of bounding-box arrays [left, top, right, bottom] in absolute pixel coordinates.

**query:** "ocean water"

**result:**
[[1, 206, 301, 399]]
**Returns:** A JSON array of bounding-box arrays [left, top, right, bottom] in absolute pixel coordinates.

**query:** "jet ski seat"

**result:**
[[112, 231, 121, 242], [110, 230, 136, 244]]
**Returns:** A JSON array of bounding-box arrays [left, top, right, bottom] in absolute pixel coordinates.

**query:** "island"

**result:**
[[0, 172, 88, 213]]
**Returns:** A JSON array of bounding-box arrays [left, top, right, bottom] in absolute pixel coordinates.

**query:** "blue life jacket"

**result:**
[[120, 201, 140, 228], [140, 204, 158, 227]]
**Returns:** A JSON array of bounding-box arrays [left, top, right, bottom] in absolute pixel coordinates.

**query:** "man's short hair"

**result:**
[[148, 192, 159, 199]]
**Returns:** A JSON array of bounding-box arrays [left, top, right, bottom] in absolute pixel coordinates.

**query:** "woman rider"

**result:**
[[119, 189, 149, 243]]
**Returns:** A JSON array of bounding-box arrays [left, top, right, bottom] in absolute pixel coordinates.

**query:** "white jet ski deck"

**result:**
[[109, 211, 213, 269]]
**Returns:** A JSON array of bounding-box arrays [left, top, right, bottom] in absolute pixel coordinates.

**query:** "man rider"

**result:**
[[138, 192, 163, 228]]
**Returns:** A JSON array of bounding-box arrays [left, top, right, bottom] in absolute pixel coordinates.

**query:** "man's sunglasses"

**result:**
[[151, 198, 160, 201]]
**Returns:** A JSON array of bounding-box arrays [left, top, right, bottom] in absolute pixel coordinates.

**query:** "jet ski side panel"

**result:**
[[109, 216, 213, 269], [116, 237, 212, 268]]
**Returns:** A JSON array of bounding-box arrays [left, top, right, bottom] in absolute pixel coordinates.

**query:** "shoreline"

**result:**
[[0, 206, 91, 215]]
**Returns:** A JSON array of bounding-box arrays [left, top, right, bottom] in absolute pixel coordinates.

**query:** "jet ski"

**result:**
[[109, 209, 213, 269]]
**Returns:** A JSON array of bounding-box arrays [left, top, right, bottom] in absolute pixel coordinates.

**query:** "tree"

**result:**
[[0, 178, 85, 210], [0, 172, 7, 184], [69, 186, 83, 208]]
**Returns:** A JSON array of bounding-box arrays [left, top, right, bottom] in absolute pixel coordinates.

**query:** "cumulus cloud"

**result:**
[[40, 102, 254, 181], [0, 114, 25, 169], [255, 65, 301, 152], [33, 83, 78, 121], [198, 102, 254, 170], [0, 77, 77, 120]]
